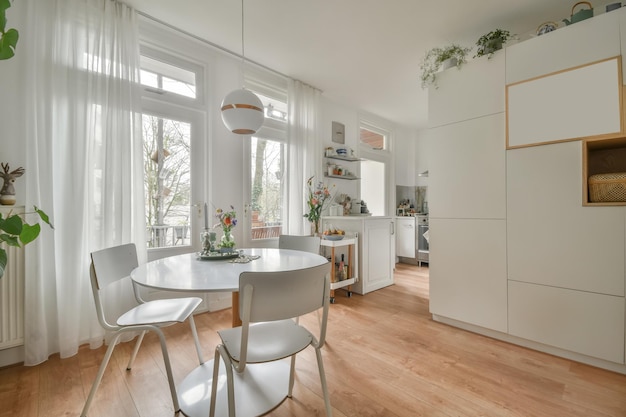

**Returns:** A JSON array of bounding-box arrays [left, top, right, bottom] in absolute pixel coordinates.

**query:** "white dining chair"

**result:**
[[81, 243, 204, 417], [278, 234, 321, 254], [209, 262, 333, 417]]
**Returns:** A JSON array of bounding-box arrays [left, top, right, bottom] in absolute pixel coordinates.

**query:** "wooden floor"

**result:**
[[2, 263, 626, 417]]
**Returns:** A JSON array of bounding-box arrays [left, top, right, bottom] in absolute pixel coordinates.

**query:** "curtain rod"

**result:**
[[136, 10, 322, 93]]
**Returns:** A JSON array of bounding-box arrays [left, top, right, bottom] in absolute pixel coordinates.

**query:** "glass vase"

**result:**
[[220, 231, 235, 253]]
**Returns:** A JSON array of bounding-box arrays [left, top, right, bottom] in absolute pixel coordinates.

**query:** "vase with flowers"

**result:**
[[214, 206, 237, 253], [303, 176, 334, 236]]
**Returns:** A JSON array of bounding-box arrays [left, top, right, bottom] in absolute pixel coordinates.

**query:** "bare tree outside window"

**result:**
[[143, 115, 191, 247], [250, 137, 283, 239]]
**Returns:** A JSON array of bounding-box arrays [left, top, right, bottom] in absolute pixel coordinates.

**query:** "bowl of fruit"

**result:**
[[322, 226, 345, 241]]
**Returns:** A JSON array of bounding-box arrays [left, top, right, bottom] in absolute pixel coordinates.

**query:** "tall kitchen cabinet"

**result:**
[[427, 51, 508, 333], [321, 216, 394, 294], [505, 10, 626, 365], [428, 7, 626, 371]]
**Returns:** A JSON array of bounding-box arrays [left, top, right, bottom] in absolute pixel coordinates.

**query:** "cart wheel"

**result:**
[[330, 297, 335, 304], [347, 291, 352, 298]]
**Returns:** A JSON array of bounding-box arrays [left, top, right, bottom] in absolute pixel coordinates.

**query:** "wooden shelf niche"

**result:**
[[583, 136, 626, 205]]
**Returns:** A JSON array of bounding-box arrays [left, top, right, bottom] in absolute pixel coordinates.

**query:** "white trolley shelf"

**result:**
[[320, 235, 358, 303]]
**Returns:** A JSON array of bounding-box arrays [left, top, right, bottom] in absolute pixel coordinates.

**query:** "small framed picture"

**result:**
[[332, 121, 345, 144]]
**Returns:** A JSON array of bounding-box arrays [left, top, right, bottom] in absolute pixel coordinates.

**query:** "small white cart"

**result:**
[[320, 234, 358, 303]]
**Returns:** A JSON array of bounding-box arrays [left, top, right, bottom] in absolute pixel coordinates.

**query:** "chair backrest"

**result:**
[[89, 243, 139, 330], [278, 234, 321, 254], [239, 262, 331, 324]]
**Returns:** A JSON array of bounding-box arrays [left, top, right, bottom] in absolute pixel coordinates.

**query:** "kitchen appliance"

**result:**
[[416, 215, 429, 266]]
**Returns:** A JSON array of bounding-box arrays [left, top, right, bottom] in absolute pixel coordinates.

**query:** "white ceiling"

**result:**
[[123, 0, 582, 130]]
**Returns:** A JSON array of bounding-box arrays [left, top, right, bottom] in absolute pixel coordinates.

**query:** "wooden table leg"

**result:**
[[232, 292, 241, 327]]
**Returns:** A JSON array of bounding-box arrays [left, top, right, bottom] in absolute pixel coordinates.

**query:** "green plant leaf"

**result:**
[[0, 233, 20, 247], [0, 27, 18, 60], [0, 248, 6, 279], [20, 223, 41, 245], [34, 206, 54, 229], [0, 0, 9, 33], [0, 214, 22, 235]]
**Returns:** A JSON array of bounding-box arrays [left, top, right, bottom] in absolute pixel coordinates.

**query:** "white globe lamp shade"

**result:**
[[220, 89, 264, 135]]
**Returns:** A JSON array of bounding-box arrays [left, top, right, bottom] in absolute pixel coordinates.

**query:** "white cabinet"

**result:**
[[507, 141, 625, 296], [428, 51, 505, 129], [362, 218, 394, 293], [427, 113, 506, 220], [506, 9, 621, 85], [429, 218, 508, 333], [395, 216, 415, 258], [506, 57, 622, 148], [321, 216, 394, 295], [509, 280, 625, 364]]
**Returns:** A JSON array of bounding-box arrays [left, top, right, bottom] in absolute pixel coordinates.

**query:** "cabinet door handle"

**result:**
[[391, 221, 395, 235]]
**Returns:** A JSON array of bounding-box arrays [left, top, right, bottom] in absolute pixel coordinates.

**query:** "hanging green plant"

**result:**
[[420, 43, 471, 89], [0, 0, 19, 60]]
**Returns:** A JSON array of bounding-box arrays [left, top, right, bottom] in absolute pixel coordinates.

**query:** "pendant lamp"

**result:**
[[221, 0, 264, 135]]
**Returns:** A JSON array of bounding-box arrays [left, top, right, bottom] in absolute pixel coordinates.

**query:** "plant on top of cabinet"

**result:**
[[420, 43, 471, 89], [474, 29, 515, 59]]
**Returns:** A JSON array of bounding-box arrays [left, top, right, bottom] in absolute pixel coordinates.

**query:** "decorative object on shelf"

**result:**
[[474, 29, 515, 59], [0, 205, 53, 278], [0, 0, 19, 60], [332, 121, 345, 144], [303, 176, 335, 235], [214, 205, 237, 251], [562, 1, 593, 25], [588, 172, 626, 202], [420, 43, 471, 89], [0, 163, 23, 206], [536, 21, 559, 36], [220, 0, 264, 135], [606, 2, 621, 12]]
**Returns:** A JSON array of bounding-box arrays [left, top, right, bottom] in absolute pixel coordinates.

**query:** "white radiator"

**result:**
[[0, 207, 25, 350]]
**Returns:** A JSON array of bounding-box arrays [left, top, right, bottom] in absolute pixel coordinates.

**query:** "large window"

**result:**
[[243, 85, 287, 245], [139, 46, 205, 252], [142, 114, 191, 247], [250, 136, 284, 240]]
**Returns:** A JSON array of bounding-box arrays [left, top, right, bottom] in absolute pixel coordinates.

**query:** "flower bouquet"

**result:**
[[215, 206, 237, 252], [303, 176, 334, 235]]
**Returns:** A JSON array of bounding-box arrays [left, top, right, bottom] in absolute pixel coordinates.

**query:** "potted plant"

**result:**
[[420, 43, 471, 89], [474, 29, 514, 59], [474, 29, 515, 59]]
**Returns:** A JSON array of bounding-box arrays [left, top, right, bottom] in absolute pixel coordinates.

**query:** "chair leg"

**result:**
[[209, 347, 221, 417], [126, 330, 146, 370], [288, 354, 297, 397], [315, 347, 333, 417], [214, 344, 236, 417], [81, 333, 123, 417], [153, 327, 180, 412], [188, 314, 204, 364]]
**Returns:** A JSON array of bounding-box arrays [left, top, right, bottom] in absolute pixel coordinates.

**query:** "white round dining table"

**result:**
[[131, 247, 328, 325], [130, 247, 330, 417]]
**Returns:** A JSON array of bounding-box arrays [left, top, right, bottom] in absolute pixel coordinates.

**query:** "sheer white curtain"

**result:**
[[285, 80, 321, 235], [22, 0, 145, 365]]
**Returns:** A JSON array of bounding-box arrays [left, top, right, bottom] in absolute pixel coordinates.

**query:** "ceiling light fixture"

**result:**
[[220, 0, 264, 135]]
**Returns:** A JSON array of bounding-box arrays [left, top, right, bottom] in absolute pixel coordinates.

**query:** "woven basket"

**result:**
[[588, 172, 626, 202]]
